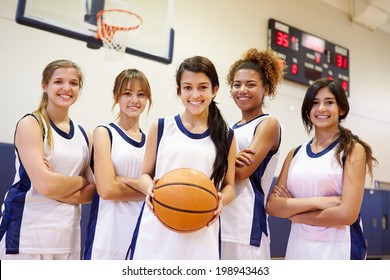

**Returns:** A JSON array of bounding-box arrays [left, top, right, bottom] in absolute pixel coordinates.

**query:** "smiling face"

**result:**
[[231, 69, 268, 117], [310, 87, 345, 130], [178, 71, 217, 117], [43, 67, 80, 111], [118, 80, 148, 119]]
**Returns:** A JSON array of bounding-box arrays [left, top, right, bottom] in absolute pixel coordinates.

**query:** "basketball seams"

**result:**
[[153, 197, 217, 213], [154, 182, 218, 199]]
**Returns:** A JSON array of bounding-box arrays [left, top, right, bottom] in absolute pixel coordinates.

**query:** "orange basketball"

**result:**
[[152, 168, 218, 233]]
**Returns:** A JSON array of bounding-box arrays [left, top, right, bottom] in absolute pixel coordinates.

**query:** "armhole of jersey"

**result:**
[[91, 125, 112, 173], [97, 125, 113, 149], [78, 125, 89, 146], [156, 118, 164, 154], [14, 113, 45, 143], [293, 145, 302, 157], [253, 117, 282, 153]]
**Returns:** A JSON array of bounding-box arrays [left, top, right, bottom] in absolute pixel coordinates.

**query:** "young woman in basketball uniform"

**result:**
[[220, 48, 285, 260], [266, 78, 378, 259], [0, 60, 95, 260], [128, 56, 236, 260], [83, 69, 152, 260]]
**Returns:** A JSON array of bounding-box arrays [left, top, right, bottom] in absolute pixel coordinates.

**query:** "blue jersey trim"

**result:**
[[109, 123, 146, 148], [127, 202, 146, 260], [350, 216, 367, 260], [231, 114, 269, 129], [50, 119, 75, 139], [83, 191, 100, 260], [174, 114, 210, 139], [306, 138, 340, 158]]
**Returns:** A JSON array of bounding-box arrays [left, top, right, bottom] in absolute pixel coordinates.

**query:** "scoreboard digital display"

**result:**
[[268, 18, 350, 96]]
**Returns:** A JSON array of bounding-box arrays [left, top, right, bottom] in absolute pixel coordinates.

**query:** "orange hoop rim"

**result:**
[[96, 9, 143, 33]]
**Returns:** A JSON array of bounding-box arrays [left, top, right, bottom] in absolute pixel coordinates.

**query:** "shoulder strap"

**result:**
[[78, 125, 89, 146], [14, 113, 45, 143], [156, 118, 165, 154], [293, 145, 302, 157], [97, 125, 113, 148]]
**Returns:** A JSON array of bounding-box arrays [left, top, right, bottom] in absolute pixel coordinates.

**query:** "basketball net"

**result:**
[[97, 9, 143, 61]]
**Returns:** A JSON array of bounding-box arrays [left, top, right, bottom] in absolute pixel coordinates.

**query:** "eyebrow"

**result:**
[[314, 96, 335, 100], [181, 82, 210, 85], [234, 79, 259, 83]]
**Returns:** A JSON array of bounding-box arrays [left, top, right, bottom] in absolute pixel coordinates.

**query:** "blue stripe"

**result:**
[[231, 114, 269, 129], [157, 118, 164, 155], [350, 216, 367, 260], [50, 119, 75, 139], [1, 163, 31, 254], [248, 148, 277, 246], [218, 216, 221, 260], [108, 123, 145, 148], [83, 191, 100, 260], [127, 202, 146, 260], [174, 114, 210, 139], [306, 138, 340, 158], [78, 124, 89, 146]]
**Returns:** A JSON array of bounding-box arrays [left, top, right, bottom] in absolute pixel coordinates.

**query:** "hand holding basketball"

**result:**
[[207, 192, 223, 226], [144, 178, 158, 213]]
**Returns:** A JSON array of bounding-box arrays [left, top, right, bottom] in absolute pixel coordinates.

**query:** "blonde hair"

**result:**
[[34, 59, 84, 148]]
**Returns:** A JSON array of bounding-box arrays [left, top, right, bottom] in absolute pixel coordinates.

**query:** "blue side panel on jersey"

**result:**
[[2, 162, 31, 254], [83, 191, 100, 260], [350, 217, 367, 260]]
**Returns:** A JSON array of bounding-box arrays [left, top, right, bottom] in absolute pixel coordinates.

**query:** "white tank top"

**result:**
[[83, 123, 145, 260], [221, 114, 280, 250], [0, 114, 89, 255], [129, 115, 233, 260]]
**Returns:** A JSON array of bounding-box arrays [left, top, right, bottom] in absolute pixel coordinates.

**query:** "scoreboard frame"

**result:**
[[268, 18, 350, 96]]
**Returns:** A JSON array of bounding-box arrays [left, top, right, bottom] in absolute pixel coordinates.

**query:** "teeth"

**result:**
[[316, 116, 329, 119], [59, 94, 71, 100], [238, 97, 249, 100], [190, 101, 202, 105]]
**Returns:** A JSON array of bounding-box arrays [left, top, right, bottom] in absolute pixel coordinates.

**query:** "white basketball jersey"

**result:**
[[83, 123, 145, 260], [0, 114, 89, 256], [129, 115, 233, 260], [221, 114, 280, 252], [285, 139, 366, 259]]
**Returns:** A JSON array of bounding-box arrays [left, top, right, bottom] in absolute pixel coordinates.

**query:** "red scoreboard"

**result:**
[[268, 18, 350, 96]]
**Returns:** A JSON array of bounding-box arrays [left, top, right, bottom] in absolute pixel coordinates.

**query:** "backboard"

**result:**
[[16, 0, 174, 64]]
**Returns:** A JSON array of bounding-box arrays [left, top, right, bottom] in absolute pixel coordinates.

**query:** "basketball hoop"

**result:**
[[96, 9, 143, 60]]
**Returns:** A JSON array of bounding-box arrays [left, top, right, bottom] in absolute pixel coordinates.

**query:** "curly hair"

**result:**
[[226, 48, 285, 98]]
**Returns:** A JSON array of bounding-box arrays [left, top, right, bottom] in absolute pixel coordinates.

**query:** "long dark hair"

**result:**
[[301, 78, 378, 177], [176, 56, 229, 189]]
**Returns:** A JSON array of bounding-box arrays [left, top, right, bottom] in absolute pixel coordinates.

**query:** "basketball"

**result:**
[[152, 168, 219, 233]]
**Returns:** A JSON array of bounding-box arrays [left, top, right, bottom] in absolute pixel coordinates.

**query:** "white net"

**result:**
[[97, 9, 143, 61]]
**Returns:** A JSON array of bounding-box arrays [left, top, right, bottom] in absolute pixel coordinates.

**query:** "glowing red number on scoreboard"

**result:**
[[335, 54, 348, 69], [291, 64, 298, 75], [276, 31, 289, 48], [336, 54, 343, 68], [341, 80, 348, 91]]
